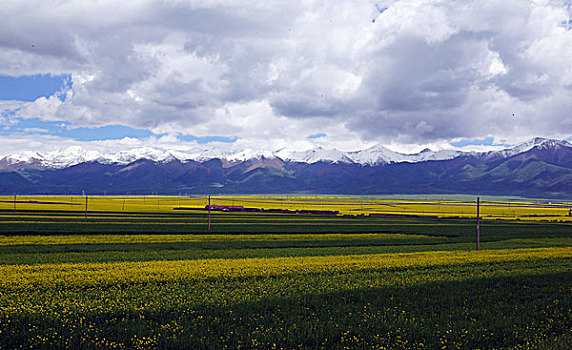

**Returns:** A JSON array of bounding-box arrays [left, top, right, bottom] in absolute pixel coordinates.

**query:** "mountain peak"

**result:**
[[520, 137, 570, 147], [531, 137, 548, 143], [0, 137, 569, 169], [484, 137, 571, 160], [513, 137, 571, 151], [283, 147, 352, 164]]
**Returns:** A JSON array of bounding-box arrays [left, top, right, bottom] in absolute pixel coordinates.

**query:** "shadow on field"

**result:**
[[2, 271, 571, 349]]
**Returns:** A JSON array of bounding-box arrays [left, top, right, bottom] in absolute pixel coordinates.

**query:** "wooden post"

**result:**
[[208, 195, 211, 230], [476, 197, 480, 251], [13, 193, 16, 214], [85, 195, 89, 222]]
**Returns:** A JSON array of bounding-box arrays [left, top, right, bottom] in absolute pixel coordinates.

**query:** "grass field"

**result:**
[[0, 195, 571, 349]]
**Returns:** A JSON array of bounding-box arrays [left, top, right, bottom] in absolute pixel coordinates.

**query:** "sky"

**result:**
[[0, 0, 571, 156]]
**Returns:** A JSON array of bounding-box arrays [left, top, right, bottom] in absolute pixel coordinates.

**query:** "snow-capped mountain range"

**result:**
[[1, 137, 570, 169], [1, 137, 570, 197]]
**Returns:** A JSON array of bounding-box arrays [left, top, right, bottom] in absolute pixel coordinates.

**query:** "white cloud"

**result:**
[[0, 0, 571, 154]]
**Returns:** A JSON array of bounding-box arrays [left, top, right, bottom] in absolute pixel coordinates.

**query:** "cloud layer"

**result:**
[[1, 0, 571, 152]]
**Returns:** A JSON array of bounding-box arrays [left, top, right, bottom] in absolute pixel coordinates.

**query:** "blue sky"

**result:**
[[1, 112, 238, 143], [0, 115, 154, 141], [0, 0, 571, 155], [0, 74, 70, 102], [449, 137, 516, 148], [0, 74, 236, 144], [308, 133, 327, 139]]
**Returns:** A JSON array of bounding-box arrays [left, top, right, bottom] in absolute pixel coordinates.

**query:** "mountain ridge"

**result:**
[[2, 137, 570, 169], [0, 137, 570, 197]]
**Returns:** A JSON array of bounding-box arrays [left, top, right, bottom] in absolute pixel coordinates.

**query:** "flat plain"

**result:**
[[0, 195, 571, 349]]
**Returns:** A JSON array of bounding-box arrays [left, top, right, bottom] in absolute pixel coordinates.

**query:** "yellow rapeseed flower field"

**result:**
[[1, 194, 571, 221], [0, 196, 570, 349], [2, 247, 570, 290]]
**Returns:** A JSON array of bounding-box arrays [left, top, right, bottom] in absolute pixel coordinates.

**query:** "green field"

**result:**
[[0, 197, 571, 349]]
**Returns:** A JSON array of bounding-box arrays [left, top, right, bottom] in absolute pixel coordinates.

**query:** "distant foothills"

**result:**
[[0, 137, 570, 197]]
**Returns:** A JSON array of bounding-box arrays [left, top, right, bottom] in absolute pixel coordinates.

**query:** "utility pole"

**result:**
[[85, 195, 89, 222], [13, 193, 16, 214], [476, 197, 480, 251], [208, 195, 211, 230]]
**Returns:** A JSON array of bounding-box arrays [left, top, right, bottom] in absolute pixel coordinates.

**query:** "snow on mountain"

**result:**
[[273, 147, 292, 161], [0, 138, 570, 169], [104, 147, 177, 164], [226, 148, 277, 162], [42, 146, 103, 167], [347, 145, 463, 165], [0, 146, 182, 168], [2, 151, 44, 164], [483, 137, 572, 160], [183, 148, 226, 162], [3, 147, 104, 168], [281, 147, 353, 164], [405, 149, 464, 162], [346, 144, 397, 165]]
